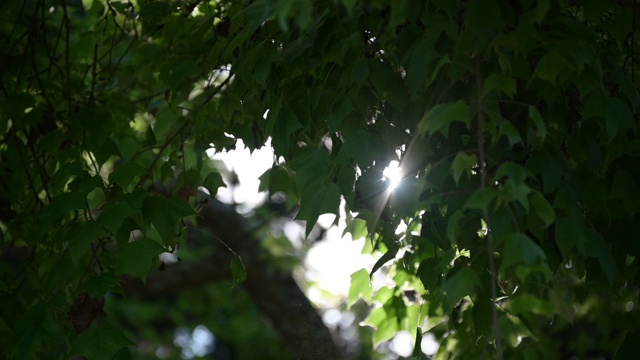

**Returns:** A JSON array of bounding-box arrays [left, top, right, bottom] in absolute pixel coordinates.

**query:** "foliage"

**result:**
[[1, 0, 640, 359]]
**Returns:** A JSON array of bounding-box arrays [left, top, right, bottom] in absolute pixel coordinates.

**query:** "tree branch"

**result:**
[[123, 196, 342, 360]]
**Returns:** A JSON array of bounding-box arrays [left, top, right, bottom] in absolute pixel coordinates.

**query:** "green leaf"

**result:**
[[495, 162, 533, 211], [363, 305, 399, 346], [549, 289, 575, 322], [169, 60, 200, 89], [344, 218, 368, 241], [527, 105, 547, 141], [351, 58, 369, 85], [464, 187, 498, 211], [113, 347, 139, 360], [369, 60, 408, 109], [406, 39, 435, 98], [370, 247, 398, 278], [531, 52, 574, 85], [116, 237, 166, 280], [500, 233, 546, 271], [109, 162, 145, 189], [341, 0, 358, 12], [348, 268, 373, 306], [584, 229, 616, 284], [418, 258, 442, 290], [328, 98, 354, 131], [498, 120, 522, 147], [443, 268, 479, 307], [451, 151, 478, 185], [604, 98, 635, 141], [530, 191, 555, 227], [69, 221, 106, 264], [483, 73, 516, 99], [0, 317, 9, 332], [231, 255, 247, 284], [69, 323, 135, 360], [203, 172, 225, 196], [446, 210, 465, 243], [510, 294, 554, 316], [142, 195, 196, 243], [418, 101, 470, 138], [79, 272, 120, 298], [98, 202, 134, 235], [296, 182, 341, 236], [555, 217, 586, 257]]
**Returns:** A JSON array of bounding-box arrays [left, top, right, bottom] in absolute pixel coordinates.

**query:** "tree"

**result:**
[[1, 0, 640, 359]]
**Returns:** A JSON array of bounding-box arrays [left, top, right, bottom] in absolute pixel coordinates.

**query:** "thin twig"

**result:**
[[475, 59, 503, 360]]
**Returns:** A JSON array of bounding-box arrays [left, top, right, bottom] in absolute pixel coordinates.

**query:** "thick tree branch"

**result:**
[[123, 196, 342, 360]]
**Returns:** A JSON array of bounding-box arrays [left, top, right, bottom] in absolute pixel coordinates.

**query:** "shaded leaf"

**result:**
[[530, 191, 555, 227], [531, 52, 574, 84], [203, 171, 225, 196], [69, 323, 135, 360], [443, 268, 479, 307], [116, 237, 166, 281], [296, 182, 341, 236], [370, 247, 398, 279], [585, 229, 616, 284], [465, 187, 498, 211], [483, 73, 516, 99], [70, 221, 106, 264], [500, 233, 546, 271], [527, 105, 547, 141], [109, 162, 145, 189], [604, 97, 635, 141], [510, 294, 554, 316], [498, 120, 522, 147], [231, 255, 247, 284]]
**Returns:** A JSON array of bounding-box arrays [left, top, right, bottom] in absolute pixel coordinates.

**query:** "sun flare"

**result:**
[[383, 160, 403, 191]]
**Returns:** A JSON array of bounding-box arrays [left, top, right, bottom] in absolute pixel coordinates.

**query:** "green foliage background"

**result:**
[[1, 0, 639, 359]]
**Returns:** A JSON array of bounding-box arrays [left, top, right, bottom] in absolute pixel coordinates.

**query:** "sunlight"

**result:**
[[383, 160, 403, 191]]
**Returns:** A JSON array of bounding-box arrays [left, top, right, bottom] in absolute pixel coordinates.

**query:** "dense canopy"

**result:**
[[1, 0, 640, 359]]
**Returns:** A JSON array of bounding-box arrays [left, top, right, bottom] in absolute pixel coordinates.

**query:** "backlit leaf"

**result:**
[[348, 268, 373, 306], [451, 151, 478, 185], [418, 101, 470, 138]]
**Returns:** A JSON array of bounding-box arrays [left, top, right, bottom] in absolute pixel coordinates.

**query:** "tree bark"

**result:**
[[123, 195, 342, 360]]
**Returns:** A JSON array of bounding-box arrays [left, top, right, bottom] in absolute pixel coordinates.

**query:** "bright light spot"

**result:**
[[395, 219, 407, 235], [207, 139, 273, 212], [383, 160, 402, 191], [420, 332, 439, 356], [174, 325, 215, 359], [322, 308, 342, 327], [305, 235, 377, 306], [626, 301, 634, 312], [389, 330, 413, 357]]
